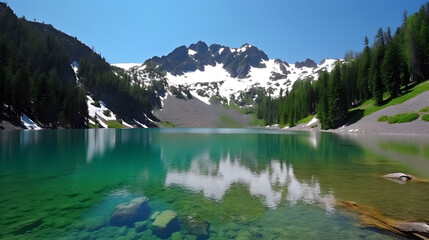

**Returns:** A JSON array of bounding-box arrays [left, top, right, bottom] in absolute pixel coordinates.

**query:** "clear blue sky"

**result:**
[[7, 0, 428, 64]]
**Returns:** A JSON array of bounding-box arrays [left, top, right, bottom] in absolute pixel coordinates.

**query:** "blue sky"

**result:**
[[8, 0, 428, 64]]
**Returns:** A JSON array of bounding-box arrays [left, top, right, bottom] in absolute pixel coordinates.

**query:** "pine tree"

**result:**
[[327, 64, 347, 128], [369, 28, 385, 105], [357, 36, 372, 102], [381, 38, 401, 98], [316, 71, 330, 129]]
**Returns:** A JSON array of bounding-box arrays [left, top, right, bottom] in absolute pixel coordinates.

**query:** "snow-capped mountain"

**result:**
[[113, 41, 341, 106]]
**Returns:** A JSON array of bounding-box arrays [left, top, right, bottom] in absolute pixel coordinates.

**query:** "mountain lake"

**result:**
[[1, 128, 428, 239]]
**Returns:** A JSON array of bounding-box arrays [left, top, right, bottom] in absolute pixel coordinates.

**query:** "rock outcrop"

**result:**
[[109, 197, 151, 227]]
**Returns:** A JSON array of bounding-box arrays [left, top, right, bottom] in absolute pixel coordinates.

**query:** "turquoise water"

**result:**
[[1, 128, 428, 239]]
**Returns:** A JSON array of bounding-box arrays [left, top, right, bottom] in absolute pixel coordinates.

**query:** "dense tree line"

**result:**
[[258, 3, 429, 129], [0, 3, 164, 128], [0, 3, 87, 128]]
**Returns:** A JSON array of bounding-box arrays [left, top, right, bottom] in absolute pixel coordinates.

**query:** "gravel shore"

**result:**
[[336, 90, 429, 135], [153, 94, 251, 128], [288, 90, 429, 135]]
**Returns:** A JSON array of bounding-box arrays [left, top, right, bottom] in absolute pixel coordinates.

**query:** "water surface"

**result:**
[[1, 128, 428, 239]]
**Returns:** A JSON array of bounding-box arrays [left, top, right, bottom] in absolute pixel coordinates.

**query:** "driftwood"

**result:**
[[340, 201, 429, 239]]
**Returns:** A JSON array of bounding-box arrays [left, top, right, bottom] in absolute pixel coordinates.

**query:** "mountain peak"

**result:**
[[189, 41, 209, 54], [148, 41, 269, 78], [294, 58, 317, 68]]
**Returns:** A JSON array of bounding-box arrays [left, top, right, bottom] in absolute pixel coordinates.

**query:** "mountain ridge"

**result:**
[[115, 41, 341, 107]]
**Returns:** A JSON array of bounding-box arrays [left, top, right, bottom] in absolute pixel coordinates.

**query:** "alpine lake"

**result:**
[[1, 128, 429, 240]]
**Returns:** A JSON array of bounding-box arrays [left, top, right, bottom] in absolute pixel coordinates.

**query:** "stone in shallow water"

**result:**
[[151, 210, 180, 238], [394, 222, 429, 233], [109, 197, 151, 227], [179, 214, 210, 237], [171, 232, 183, 240], [151, 211, 160, 220], [83, 216, 107, 231], [134, 220, 148, 232], [383, 173, 415, 183]]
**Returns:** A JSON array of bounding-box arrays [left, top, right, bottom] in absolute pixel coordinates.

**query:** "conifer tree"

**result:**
[[327, 64, 347, 128], [316, 71, 329, 129], [369, 28, 385, 105], [357, 37, 371, 101], [381, 38, 401, 98]]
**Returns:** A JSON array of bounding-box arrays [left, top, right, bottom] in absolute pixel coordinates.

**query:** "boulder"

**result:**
[[151, 210, 180, 239], [109, 197, 151, 227], [383, 173, 415, 183]]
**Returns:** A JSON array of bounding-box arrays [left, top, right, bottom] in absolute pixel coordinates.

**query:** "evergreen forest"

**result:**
[[0, 3, 159, 129], [257, 4, 429, 129]]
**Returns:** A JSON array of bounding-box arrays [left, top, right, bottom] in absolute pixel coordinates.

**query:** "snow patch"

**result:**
[[87, 96, 116, 121], [133, 119, 148, 128], [188, 49, 197, 56], [112, 63, 142, 71], [190, 90, 211, 105], [21, 114, 42, 130], [306, 117, 318, 126], [122, 121, 133, 128]]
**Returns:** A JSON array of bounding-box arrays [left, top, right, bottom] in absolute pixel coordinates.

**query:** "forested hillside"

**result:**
[[0, 3, 159, 129], [258, 3, 429, 129], [0, 2, 88, 128]]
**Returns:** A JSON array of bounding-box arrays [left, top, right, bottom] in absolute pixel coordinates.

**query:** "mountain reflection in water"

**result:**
[[165, 151, 335, 211]]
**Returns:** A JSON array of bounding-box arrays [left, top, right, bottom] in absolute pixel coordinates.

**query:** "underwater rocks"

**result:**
[[179, 214, 210, 238], [151, 210, 180, 238], [151, 211, 160, 220], [340, 201, 429, 239], [109, 197, 151, 227], [394, 222, 429, 237], [383, 173, 415, 183]]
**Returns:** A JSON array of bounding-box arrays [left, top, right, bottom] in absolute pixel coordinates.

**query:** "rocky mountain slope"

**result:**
[[114, 41, 341, 109]]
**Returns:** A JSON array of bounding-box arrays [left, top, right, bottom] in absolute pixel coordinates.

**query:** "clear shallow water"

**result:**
[[1, 128, 428, 239]]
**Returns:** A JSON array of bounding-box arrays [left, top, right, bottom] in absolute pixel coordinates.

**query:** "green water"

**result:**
[[1, 129, 428, 240]]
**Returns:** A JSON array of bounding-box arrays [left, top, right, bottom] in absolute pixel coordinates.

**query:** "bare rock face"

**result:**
[[109, 197, 151, 227], [383, 173, 415, 183]]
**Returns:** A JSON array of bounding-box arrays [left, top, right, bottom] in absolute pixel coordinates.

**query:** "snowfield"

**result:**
[[162, 58, 341, 104], [113, 43, 341, 110], [111, 63, 142, 71]]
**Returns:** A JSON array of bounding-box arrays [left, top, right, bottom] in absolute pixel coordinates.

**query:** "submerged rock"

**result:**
[[109, 197, 151, 227], [179, 214, 210, 237], [383, 173, 415, 184], [134, 220, 148, 232], [394, 222, 429, 233], [340, 201, 429, 239], [83, 216, 107, 231], [151, 210, 180, 238], [151, 211, 160, 220], [171, 232, 183, 240]]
